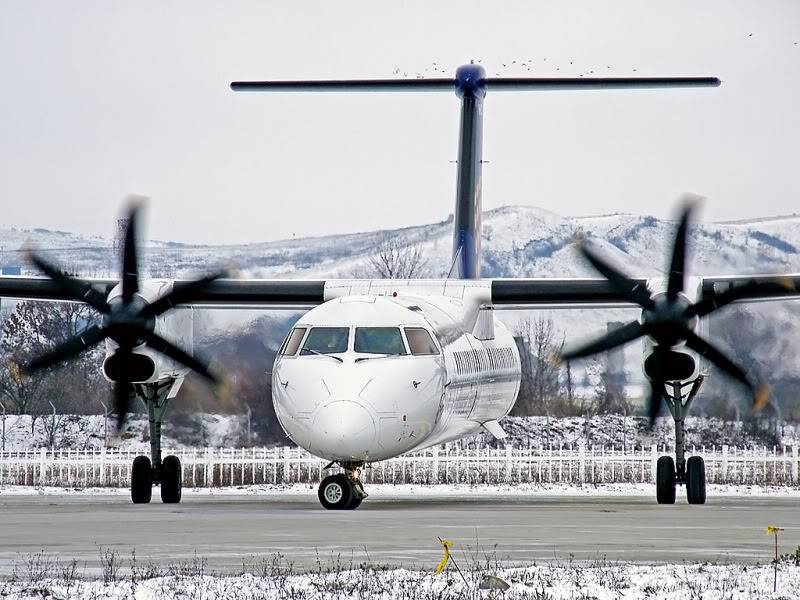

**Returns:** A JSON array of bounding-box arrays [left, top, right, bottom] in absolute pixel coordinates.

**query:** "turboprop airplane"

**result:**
[[2, 64, 799, 509]]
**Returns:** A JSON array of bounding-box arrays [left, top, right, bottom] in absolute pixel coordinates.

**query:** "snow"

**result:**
[[1, 561, 799, 599], [0, 414, 249, 451], [7, 204, 800, 281], [1, 413, 795, 452]]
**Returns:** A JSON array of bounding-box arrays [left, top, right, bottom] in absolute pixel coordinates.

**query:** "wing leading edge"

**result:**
[[0, 276, 325, 310], [2, 275, 799, 311]]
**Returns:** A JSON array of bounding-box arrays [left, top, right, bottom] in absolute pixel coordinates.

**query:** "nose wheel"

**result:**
[[318, 464, 368, 510]]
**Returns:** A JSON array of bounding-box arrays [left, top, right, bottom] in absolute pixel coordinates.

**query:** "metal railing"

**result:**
[[0, 444, 798, 488], [0, 445, 800, 488]]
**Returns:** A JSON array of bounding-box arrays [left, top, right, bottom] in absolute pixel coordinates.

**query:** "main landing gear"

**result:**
[[129, 379, 183, 504], [654, 376, 706, 505], [318, 463, 368, 510]]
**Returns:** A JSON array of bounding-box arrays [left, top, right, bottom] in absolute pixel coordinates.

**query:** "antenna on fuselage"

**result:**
[[230, 68, 720, 280]]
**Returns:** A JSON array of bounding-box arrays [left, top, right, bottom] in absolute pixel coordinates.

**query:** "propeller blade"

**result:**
[[121, 201, 142, 301], [561, 320, 646, 361], [647, 378, 665, 428], [27, 252, 109, 314], [689, 280, 794, 318], [580, 243, 653, 308], [141, 270, 228, 318], [686, 329, 772, 412], [666, 200, 696, 300], [682, 330, 752, 390], [114, 381, 131, 431], [25, 324, 107, 371], [137, 329, 218, 384]]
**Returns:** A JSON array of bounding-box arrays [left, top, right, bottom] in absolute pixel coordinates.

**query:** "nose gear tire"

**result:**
[[318, 474, 354, 510]]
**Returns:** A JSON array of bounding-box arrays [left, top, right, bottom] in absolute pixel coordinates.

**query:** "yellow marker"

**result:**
[[435, 539, 453, 574], [767, 525, 784, 535]]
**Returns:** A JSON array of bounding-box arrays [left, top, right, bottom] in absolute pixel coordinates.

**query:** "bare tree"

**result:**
[[563, 354, 575, 405], [512, 316, 563, 416], [359, 233, 430, 279], [593, 360, 631, 415], [0, 302, 107, 425]]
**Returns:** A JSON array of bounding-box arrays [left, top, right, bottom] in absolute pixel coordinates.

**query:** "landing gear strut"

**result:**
[[130, 379, 183, 504], [654, 376, 706, 505], [318, 463, 368, 510]]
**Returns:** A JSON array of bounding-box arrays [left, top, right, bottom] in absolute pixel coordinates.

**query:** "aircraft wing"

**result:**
[[1, 274, 800, 311], [490, 274, 800, 309], [0, 276, 325, 310]]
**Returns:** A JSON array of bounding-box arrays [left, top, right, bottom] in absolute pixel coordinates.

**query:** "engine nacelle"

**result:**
[[640, 275, 706, 383], [101, 279, 195, 384]]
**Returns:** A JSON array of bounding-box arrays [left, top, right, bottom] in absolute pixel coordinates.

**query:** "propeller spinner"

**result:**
[[24, 199, 225, 430], [561, 199, 771, 424]]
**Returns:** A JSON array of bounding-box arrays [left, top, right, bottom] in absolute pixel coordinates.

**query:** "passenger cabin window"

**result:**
[[405, 328, 439, 355], [301, 327, 349, 355], [280, 327, 307, 356], [354, 327, 406, 355]]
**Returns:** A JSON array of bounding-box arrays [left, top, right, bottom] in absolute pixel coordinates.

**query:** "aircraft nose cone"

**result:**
[[313, 400, 377, 461]]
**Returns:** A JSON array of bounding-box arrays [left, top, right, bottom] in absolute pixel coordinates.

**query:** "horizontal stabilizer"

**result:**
[[231, 76, 720, 93], [482, 420, 507, 440]]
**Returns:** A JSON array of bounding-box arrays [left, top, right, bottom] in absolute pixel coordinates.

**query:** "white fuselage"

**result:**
[[271, 293, 520, 463]]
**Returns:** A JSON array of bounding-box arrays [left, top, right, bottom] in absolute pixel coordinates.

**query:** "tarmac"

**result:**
[[0, 491, 796, 574]]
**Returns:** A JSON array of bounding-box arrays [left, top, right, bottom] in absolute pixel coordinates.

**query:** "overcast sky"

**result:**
[[1, 2, 799, 244]]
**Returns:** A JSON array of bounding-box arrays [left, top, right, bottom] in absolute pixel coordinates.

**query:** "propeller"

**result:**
[[24, 198, 226, 430], [561, 198, 771, 424]]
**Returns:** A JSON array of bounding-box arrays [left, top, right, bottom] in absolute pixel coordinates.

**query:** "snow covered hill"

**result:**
[[6, 205, 800, 279]]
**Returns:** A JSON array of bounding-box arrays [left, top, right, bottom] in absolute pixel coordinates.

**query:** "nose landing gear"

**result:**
[[654, 377, 707, 505], [318, 463, 368, 510]]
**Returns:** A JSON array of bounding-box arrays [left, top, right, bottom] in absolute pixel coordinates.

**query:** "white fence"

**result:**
[[0, 444, 798, 488]]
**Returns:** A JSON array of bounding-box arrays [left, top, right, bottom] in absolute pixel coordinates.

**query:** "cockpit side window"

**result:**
[[404, 327, 439, 355], [280, 327, 307, 356], [301, 327, 349, 355], [354, 327, 407, 355]]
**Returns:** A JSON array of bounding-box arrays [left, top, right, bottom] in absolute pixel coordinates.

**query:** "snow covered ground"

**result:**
[[0, 413, 248, 451], [1, 558, 799, 599]]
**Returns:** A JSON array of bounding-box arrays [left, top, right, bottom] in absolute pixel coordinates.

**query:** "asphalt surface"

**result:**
[[0, 492, 796, 574]]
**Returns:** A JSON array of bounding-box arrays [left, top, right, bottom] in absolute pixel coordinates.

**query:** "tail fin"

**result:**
[[451, 64, 486, 279]]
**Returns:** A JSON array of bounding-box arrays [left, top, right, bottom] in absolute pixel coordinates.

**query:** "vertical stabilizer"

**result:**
[[451, 64, 486, 280]]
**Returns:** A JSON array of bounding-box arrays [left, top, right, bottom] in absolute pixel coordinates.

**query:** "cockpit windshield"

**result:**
[[354, 327, 407, 355], [301, 327, 349, 355]]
